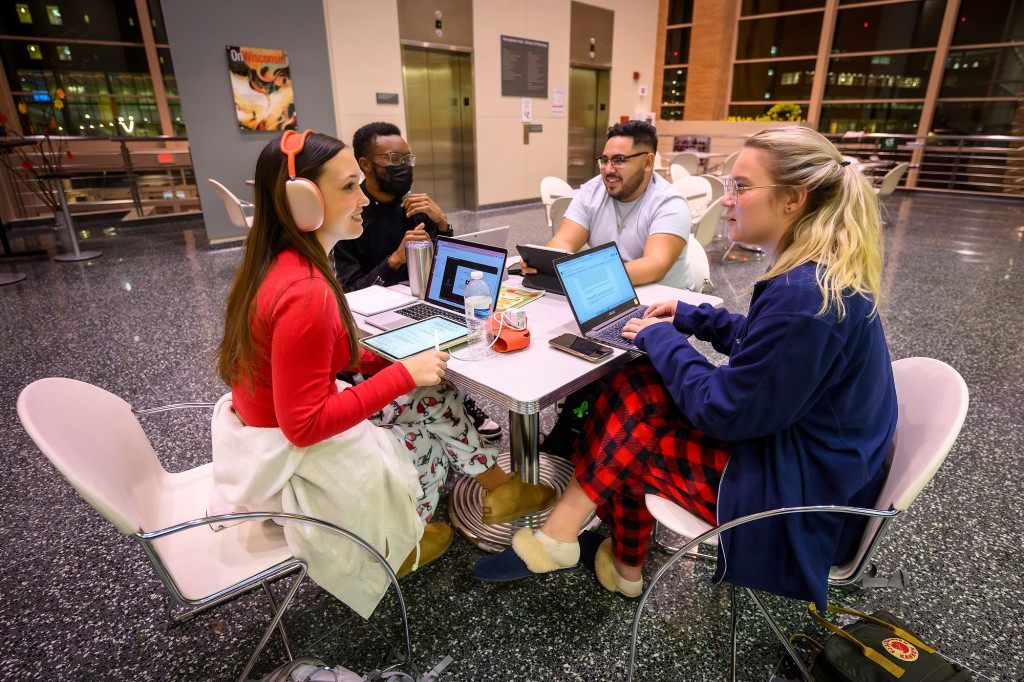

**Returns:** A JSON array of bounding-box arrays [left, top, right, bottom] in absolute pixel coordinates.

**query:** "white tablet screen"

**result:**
[[360, 316, 468, 361]]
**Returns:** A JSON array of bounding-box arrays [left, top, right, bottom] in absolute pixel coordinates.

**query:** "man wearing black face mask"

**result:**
[[332, 123, 501, 440], [332, 122, 452, 291]]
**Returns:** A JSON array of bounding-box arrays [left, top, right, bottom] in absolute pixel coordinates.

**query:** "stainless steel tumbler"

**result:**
[[406, 240, 433, 299]]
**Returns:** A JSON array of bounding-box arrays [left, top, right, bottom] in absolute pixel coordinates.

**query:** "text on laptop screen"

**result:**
[[555, 246, 636, 323], [427, 239, 505, 309]]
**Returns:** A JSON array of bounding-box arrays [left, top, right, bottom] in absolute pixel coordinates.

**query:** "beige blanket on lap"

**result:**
[[211, 392, 424, 619]]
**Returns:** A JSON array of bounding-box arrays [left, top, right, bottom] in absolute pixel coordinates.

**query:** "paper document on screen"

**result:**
[[344, 285, 417, 316]]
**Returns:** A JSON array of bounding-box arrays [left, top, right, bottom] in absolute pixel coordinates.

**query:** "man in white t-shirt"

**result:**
[[528, 120, 693, 290]]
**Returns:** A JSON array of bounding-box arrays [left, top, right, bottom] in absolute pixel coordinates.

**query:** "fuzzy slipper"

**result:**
[[472, 528, 579, 582], [593, 537, 643, 601]]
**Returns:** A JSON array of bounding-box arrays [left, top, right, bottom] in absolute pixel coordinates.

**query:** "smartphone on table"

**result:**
[[548, 333, 614, 362]]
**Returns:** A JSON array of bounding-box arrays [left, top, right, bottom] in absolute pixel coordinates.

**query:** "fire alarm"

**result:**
[[633, 71, 640, 81]]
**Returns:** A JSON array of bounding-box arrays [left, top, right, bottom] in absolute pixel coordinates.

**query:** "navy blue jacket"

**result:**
[[635, 263, 896, 606]]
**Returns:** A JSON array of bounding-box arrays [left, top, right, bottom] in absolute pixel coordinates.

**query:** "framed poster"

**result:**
[[226, 45, 297, 131]]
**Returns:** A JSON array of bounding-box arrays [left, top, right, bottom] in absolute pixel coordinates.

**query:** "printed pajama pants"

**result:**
[[373, 381, 498, 522]]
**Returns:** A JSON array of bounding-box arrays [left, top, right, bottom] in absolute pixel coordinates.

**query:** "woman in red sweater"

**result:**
[[215, 131, 554, 580]]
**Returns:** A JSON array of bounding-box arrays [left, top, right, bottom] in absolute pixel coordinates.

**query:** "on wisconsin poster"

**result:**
[[226, 45, 297, 131]]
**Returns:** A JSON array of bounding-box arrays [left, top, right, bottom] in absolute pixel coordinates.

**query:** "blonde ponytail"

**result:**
[[744, 127, 883, 320]]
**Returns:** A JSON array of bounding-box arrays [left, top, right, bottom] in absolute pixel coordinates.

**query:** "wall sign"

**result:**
[[501, 35, 548, 98], [376, 93, 400, 105]]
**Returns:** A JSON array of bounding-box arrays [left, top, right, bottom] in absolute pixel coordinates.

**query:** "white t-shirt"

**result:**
[[563, 172, 693, 290]]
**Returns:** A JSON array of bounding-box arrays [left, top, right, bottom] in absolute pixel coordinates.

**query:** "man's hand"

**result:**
[[387, 228, 431, 269], [402, 193, 446, 226]]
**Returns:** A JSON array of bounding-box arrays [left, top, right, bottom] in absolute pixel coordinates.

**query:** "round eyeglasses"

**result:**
[[367, 151, 416, 167]]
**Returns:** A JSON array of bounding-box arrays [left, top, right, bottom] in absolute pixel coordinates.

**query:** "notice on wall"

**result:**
[[501, 35, 548, 98], [226, 45, 297, 131], [551, 86, 565, 117]]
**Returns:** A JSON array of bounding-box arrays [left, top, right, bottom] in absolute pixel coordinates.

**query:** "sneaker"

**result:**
[[464, 396, 501, 440]]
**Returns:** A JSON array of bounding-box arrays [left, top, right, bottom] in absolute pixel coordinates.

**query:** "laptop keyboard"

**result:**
[[399, 303, 466, 325], [593, 306, 648, 346]]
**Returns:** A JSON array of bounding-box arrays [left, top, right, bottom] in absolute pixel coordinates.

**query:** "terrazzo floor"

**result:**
[[0, 190, 1021, 681]]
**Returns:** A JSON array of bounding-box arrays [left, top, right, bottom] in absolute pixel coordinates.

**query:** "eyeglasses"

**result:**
[[723, 177, 789, 202], [595, 151, 649, 169], [367, 151, 416, 166]]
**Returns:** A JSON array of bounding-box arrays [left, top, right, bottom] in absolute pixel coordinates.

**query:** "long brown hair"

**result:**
[[216, 132, 360, 389]]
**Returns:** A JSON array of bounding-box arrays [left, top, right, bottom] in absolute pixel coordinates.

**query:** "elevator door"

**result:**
[[402, 46, 476, 211], [567, 67, 610, 187]]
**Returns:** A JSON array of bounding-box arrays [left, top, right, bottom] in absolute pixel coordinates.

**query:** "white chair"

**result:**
[[548, 195, 573, 236], [672, 176, 713, 217], [700, 174, 725, 204], [692, 201, 724, 248], [208, 178, 254, 230], [669, 162, 691, 182], [540, 176, 574, 229], [629, 357, 970, 682], [875, 162, 910, 197], [685, 240, 714, 295], [669, 152, 700, 177], [17, 378, 417, 682], [708, 150, 739, 176]]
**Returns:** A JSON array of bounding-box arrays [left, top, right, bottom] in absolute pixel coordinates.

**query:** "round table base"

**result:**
[[0, 272, 27, 286], [449, 452, 596, 553], [53, 250, 103, 262]]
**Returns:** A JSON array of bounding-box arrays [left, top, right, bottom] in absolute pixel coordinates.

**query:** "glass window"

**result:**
[[818, 102, 924, 134], [932, 101, 1018, 135], [46, 5, 61, 25], [940, 47, 1024, 99], [667, 0, 693, 25], [728, 103, 806, 120], [665, 27, 690, 65], [732, 59, 816, 101], [147, 0, 168, 43], [0, 0, 142, 41], [736, 13, 823, 60], [741, 0, 825, 15], [16, 4, 32, 23], [26, 44, 42, 60], [661, 105, 684, 121], [823, 52, 934, 100], [952, 3, 1024, 45], [662, 67, 687, 104], [15, 92, 166, 137], [56, 45, 71, 61], [158, 48, 177, 96], [832, 0, 944, 54]]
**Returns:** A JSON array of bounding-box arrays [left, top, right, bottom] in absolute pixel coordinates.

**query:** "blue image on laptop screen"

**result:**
[[556, 246, 636, 323], [426, 238, 505, 309]]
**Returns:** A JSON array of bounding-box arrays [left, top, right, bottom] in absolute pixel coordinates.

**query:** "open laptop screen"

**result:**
[[553, 242, 640, 329], [425, 236, 506, 312]]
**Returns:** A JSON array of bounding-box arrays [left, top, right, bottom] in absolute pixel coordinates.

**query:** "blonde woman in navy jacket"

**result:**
[[474, 127, 897, 609]]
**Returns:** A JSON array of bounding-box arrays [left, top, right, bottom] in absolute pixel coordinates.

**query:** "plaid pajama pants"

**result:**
[[572, 363, 732, 567], [372, 381, 498, 522]]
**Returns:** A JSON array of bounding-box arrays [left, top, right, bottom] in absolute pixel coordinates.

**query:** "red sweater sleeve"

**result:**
[[351, 348, 394, 376], [266, 275, 414, 447]]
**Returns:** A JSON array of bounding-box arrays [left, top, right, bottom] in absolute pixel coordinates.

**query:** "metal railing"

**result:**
[[659, 131, 1024, 197], [826, 132, 1024, 196], [0, 135, 199, 223]]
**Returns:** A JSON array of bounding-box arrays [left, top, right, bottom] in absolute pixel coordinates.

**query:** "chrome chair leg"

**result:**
[[744, 588, 814, 682], [261, 578, 295, 662], [730, 584, 737, 682], [238, 565, 308, 682]]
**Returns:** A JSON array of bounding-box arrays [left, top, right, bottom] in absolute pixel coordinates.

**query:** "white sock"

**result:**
[[534, 530, 580, 567], [612, 569, 644, 598]]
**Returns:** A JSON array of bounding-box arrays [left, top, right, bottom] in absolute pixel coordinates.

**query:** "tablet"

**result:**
[[359, 316, 468, 362], [516, 243, 569, 294]]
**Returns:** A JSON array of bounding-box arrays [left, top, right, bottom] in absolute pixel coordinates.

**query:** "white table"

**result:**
[[352, 275, 722, 550]]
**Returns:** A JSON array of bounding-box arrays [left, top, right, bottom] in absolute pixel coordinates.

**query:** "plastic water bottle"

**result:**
[[463, 271, 493, 358]]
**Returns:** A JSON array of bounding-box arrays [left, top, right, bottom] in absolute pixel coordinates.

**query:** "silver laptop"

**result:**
[[552, 242, 648, 351], [456, 225, 509, 249], [364, 235, 507, 330], [456, 227, 510, 280]]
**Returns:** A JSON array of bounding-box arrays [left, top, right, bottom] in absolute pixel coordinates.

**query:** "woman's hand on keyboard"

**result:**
[[400, 350, 450, 386], [643, 300, 677, 319], [621, 316, 670, 341]]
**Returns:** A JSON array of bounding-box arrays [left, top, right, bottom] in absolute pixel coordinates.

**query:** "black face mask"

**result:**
[[379, 164, 414, 198]]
